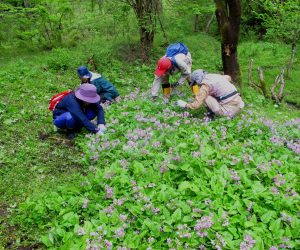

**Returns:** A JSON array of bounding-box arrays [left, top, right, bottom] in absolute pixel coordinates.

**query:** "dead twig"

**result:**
[[87, 55, 97, 71], [271, 68, 285, 103], [258, 66, 268, 98]]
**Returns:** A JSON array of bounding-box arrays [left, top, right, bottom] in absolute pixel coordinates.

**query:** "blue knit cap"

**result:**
[[77, 66, 92, 78]]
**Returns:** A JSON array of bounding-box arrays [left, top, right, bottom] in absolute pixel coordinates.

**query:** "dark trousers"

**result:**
[[53, 109, 96, 130]]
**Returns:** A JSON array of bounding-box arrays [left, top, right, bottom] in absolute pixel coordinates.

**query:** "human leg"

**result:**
[[53, 112, 80, 139], [53, 112, 78, 129]]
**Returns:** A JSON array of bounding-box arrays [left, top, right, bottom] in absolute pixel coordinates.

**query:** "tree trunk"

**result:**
[[214, 0, 241, 85], [140, 27, 154, 61], [194, 14, 199, 33], [204, 13, 214, 33], [127, 0, 161, 62], [287, 44, 296, 78]]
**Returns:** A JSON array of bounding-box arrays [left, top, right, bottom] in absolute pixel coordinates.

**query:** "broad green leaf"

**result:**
[[171, 208, 182, 222]]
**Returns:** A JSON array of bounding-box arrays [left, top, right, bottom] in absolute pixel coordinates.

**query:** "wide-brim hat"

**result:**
[[75, 84, 100, 103], [154, 57, 172, 77], [77, 65, 92, 79]]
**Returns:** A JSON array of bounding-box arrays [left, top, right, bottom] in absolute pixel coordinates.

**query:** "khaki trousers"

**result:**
[[205, 95, 244, 118]]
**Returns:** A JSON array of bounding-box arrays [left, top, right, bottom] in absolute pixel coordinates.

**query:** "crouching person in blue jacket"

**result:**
[[53, 84, 106, 140], [77, 66, 120, 104]]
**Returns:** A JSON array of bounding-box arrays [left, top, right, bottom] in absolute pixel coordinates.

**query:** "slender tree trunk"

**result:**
[[287, 44, 296, 78], [214, 0, 241, 85], [139, 26, 154, 61], [204, 13, 214, 33], [127, 0, 161, 62], [194, 14, 199, 32], [98, 0, 103, 11]]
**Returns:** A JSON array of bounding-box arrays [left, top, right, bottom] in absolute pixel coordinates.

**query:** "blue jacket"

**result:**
[[53, 93, 105, 133]]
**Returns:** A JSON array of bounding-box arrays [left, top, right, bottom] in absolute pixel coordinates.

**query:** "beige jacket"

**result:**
[[187, 74, 243, 110]]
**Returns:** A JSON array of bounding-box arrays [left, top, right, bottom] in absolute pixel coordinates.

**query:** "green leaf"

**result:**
[[245, 221, 255, 228], [171, 208, 182, 222], [41, 233, 54, 247], [261, 211, 276, 223], [143, 219, 160, 236], [125, 234, 140, 248], [128, 206, 142, 216], [62, 212, 79, 227], [178, 181, 191, 191]]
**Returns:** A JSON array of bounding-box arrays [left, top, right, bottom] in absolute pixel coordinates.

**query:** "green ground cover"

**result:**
[[0, 33, 299, 249]]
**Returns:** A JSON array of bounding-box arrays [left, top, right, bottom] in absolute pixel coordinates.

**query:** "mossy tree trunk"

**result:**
[[214, 0, 241, 85], [126, 0, 161, 62]]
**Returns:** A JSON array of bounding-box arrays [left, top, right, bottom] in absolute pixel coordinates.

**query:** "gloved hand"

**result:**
[[115, 96, 121, 103], [104, 100, 112, 105], [152, 96, 158, 102], [175, 100, 187, 108], [163, 98, 170, 104], [97, 124, 106, 135], [171, 82, 180, 89]]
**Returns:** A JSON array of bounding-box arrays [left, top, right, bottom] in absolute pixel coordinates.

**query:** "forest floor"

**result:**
[[0, 36, 299, 249]]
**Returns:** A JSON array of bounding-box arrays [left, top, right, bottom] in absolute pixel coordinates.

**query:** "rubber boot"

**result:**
[[162, 83, 171, 99], [206, 107, 215, 120], [66, 130, 76, 140]]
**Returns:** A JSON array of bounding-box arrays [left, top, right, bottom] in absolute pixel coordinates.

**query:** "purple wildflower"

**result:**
[[114, 228, 125, 238], [148, 237, 154, 243], [152, 141, 161, 148], [240, 234, 255, 250], [281, 212, 292, 223], [247, 202, 253, 212], [192, 151, 201, 158], [272, 187, 279, 195], [194, 214, 214, 230], [76, 227, 86, 236], [105, 185, 114, 199], [229, 169, 240, 181], [119, 214, 127, 221], [273, 174, 285, 187], [159, 166, 168, 173], [104, 240, 113, 250], [82, 198, 89, 209]]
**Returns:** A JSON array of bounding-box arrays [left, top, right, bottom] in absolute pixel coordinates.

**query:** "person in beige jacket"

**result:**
[[175, 69, 245, 118], [151, 52, 195, 103]]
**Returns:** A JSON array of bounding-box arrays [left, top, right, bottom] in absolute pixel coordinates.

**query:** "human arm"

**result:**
[[65, 96, 98, 133], [186, 84, 209, 110], [96, 103, 105, 125], [175, 54, 192, 85]]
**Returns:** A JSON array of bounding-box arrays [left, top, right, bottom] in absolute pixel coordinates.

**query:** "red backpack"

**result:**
[[48, 90, 72, 111]]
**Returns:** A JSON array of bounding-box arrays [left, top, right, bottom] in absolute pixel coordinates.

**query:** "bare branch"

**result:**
[[271, 75, 280, 102], [248, 59, 253, 84], [258, 66, 268, 98], [278, 67, 285, 101], [286, 45, 296, 78]]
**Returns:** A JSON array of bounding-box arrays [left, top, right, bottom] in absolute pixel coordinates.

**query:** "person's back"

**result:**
[[77, 66, 120, 103], [201, 73, 237, 104], [175, 69, 244, 118], [89, 72, 119, 101]]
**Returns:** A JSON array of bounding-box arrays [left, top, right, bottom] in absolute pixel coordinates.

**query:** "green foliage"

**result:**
[[15, 88, 300, 249], [255, 0, 300, 45], [1, 2, 300, 248]]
